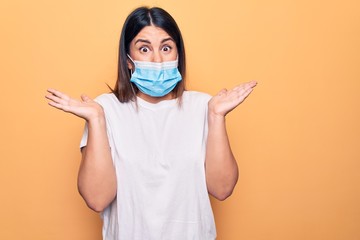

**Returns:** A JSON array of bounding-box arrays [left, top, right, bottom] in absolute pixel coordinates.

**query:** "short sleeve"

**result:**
[[203, 94, 211, 143], [79, 122, 89, 150]]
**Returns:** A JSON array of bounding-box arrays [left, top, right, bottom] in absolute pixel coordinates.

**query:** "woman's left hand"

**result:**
[[208, 80, 257, 117]]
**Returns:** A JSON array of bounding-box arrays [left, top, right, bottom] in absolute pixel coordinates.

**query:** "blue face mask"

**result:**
[[128, 55, 182, 97]]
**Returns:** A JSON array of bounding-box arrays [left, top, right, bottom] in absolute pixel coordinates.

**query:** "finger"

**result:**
[[45, 93, 62, 103], [247, 80, 258, 87], [242, 80, 257, 88], [47, 88, 70, 101], [238, 87, 253, 101], [47, 99, 67, 111], [81, 94, 92, 103], [233, 81, 257, 91], [45, 92, 70, 106], [217, 88, 227, 96], [226, 86, 253, 103], [235, 82, 256, 93]]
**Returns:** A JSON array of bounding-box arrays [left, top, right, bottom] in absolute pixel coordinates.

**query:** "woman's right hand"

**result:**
[[45, 88, 104, 121]]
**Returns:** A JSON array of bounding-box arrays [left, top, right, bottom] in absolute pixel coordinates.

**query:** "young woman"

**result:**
[[46, 6, 256, 240]]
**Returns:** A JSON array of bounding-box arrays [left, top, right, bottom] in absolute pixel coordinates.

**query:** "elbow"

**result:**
[[207, 172, 238, 201], [210, 187, 235, 201], [78, 184, 116, 213], [85, 199, 109, 213], [208, 174, 238, 201], [79, 191, 114, 212]]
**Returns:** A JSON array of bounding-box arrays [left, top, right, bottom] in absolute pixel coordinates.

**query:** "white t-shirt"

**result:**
[[80, 91, 216, 240]]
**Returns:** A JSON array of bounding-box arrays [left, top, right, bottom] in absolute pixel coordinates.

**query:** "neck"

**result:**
[[137, 92, 176, 104]]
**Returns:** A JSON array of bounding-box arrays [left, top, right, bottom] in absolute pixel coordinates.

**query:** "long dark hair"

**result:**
[[112, 6, 186, 102]]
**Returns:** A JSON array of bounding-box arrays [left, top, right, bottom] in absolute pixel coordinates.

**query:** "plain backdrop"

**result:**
[[1, 0, 359, 239]]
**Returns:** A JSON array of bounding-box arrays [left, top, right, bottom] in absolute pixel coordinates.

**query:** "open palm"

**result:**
[[45, 88, 103, 121], [208, 81, 257, 117]]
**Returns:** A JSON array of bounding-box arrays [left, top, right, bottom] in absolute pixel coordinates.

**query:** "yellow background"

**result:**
[[1, 0, 359, 239]]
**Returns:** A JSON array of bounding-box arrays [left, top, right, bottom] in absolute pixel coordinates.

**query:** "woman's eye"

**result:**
[[162, 46, 171, 52], [140, 47, 149, 53]]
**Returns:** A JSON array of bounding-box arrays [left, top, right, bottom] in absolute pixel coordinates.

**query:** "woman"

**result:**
[[46, 6, 256, 240]]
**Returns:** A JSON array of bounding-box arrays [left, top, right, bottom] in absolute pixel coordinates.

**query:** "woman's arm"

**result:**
[[205, 114, 238, 201], [78, 115, 117, 212], [46, 89, 117, 212], [205, 81, 257, 200]]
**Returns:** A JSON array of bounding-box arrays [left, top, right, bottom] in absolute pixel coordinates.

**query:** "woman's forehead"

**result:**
[[133, 26, 173, 43]]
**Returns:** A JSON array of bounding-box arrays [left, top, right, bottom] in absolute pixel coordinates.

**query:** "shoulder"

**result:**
[[94, 93, 136, 114], [182, 91, 212, 105], [180, 91, 212, 112], [93, 93, 131, 114], [94, 93, 117, 105], [182, 90, 212, 101], [93, 93, 130, 110]]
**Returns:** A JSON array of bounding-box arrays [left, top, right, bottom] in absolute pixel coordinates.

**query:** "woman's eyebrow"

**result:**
[[134, 37, 174, 45], [134, 39, 151, 45], [161, 37, 174, 43]]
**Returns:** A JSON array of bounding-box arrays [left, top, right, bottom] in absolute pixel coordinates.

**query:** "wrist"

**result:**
[[208, 111, 226, 124], [87, 108, 105, 124]]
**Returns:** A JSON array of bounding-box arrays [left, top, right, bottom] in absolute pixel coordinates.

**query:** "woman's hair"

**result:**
[[112, 6, 186, 102]]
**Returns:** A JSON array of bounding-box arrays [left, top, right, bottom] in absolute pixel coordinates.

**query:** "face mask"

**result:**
[[128, 55, 182, 97]]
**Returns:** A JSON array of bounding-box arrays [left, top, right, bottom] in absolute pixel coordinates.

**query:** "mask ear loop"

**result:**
[[127, 54, 135, 71]]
